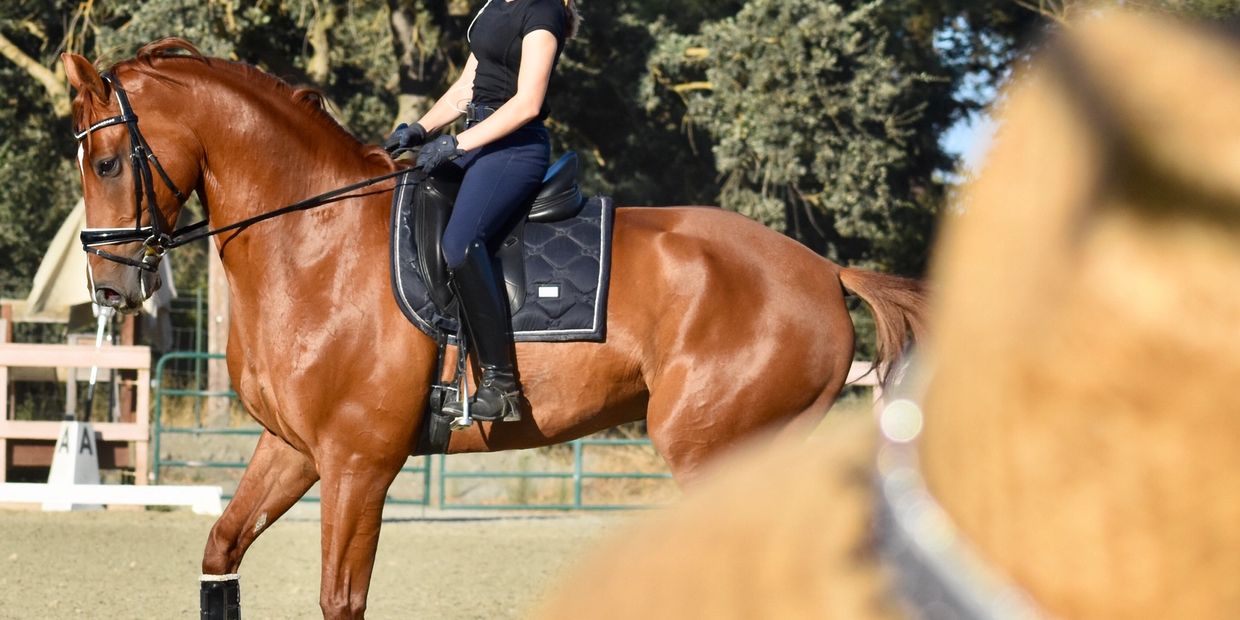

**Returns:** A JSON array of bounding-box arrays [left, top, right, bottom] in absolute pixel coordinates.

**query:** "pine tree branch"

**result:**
[[0, 29, 71, 118]]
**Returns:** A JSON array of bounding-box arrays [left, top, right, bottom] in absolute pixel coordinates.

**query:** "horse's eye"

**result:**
[[95, 157, 120, 177]]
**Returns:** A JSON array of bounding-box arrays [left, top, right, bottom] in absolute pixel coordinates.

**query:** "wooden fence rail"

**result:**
[[0, 335, 151, 484]]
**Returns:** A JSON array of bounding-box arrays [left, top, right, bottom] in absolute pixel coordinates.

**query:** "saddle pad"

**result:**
[[389, 170, 615, 343]]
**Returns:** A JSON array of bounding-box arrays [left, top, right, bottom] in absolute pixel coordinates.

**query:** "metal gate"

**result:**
[[152, 352, 672, 510], [438, 437, 673, 511]]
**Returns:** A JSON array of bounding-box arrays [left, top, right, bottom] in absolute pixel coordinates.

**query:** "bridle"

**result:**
[[76, 72, 418, 274], [76, 73, 187, 273]]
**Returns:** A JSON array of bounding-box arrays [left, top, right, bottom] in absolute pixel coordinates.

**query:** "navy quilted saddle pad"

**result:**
[[389, 170, 616, 343]]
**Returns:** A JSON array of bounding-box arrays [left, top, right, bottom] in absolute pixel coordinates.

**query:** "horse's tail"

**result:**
[[838, 267, 929, 386]]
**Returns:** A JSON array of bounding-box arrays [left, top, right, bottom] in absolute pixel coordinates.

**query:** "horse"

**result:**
[[533, 10, 1240, 620], [62, 39, 925, 618]]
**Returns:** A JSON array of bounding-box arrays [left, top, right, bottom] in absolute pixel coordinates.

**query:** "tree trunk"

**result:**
[[0, 31, 70, 118], [306, 2, 338, 85]]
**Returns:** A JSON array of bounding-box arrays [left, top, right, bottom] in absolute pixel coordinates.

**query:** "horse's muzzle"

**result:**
[[92, 262, 160, 314]]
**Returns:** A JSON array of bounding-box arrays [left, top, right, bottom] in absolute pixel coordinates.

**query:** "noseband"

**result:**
[[75, 72, 418, 274], [76, 73, 188, 273]]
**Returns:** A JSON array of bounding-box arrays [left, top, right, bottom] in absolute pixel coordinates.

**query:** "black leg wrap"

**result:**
[[200, 574, 241, 620]]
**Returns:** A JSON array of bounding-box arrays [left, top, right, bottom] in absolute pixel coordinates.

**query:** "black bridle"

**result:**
[[76, 73, 187, 272], [76, 73, 417, 273]]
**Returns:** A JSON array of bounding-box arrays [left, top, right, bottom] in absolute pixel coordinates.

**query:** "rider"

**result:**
[[384, 0, 580, 422]]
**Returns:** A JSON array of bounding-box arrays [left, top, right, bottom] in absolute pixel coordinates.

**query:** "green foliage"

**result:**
[[6, 0, 1240, 305], [0, 3, 80, 297], [647, 1, 941, 272]]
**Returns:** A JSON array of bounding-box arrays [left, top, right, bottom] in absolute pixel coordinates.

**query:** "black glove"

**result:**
[[416, 134, 466, 172], [383, 122, 428, 155]]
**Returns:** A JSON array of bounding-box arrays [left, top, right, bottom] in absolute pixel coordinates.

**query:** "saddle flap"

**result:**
[[499, 221, 528, 313], [413, 175, 460, 314]]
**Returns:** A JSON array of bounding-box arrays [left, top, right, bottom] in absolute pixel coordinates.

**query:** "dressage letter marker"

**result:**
[[43, 420, 103, 511]]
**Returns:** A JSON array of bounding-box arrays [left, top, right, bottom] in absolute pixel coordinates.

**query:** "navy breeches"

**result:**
[[441, 122, 550, 268]]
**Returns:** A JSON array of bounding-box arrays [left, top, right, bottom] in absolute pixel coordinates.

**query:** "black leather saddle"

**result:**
[[390, 151, 613, 343], [391, 151, 615, 454], [413, 151, 587, 317]]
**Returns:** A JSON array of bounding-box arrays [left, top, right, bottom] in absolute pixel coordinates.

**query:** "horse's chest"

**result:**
[[231, 364, 297, 436]]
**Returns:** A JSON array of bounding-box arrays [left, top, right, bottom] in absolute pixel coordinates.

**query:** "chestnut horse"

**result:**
[[63, 40, 924, 618]]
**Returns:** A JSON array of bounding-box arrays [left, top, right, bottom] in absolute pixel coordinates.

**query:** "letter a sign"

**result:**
[[43, 420, 102, 511]]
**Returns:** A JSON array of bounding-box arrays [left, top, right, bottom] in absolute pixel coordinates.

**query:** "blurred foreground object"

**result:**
[[534, 9, 1240, 620]]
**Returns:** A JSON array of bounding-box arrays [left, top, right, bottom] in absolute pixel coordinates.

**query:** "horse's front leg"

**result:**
[[201, 430, 319, 615], [315, 443, 407, 620]]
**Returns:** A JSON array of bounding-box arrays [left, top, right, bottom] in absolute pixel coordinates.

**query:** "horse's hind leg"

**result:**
[[202, 430, 318, 575]]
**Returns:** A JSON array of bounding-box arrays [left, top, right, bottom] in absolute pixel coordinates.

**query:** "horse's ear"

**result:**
[[62, 53, 107, 101]]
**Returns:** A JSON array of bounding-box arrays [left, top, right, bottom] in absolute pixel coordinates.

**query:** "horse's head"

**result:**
[[63, 45, 203, 313]]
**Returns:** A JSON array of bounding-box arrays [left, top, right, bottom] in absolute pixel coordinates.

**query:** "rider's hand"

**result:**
[[416, 135, 466, 172], [382, 122, 428, 156]]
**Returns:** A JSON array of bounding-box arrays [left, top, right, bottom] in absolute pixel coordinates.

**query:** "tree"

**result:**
[[0, 2, 81, 296], [5, 0, 1239, 302], [646, 1, 942, 273]]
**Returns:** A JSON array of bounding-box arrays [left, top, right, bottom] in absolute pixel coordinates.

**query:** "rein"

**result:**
[[76, 72, 423, 272]]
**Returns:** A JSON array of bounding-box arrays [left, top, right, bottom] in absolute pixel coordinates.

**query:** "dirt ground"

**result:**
[[0, 508, 624, 619]]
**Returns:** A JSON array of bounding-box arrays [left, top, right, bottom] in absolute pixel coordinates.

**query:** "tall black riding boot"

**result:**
[[443, 241, 523, 422]]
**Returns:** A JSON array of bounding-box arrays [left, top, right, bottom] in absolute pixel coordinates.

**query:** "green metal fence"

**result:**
[[152, 352, 430, 505], [153, 352, 671, 510], [438, 438, 673, 511]]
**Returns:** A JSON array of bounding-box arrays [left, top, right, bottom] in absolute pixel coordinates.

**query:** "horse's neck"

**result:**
[[195, 78, 392, 300], [188, 75, 402, 370]]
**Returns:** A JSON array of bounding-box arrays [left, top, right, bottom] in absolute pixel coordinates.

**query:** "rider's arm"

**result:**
[[455, 30, 557, 152], [414, 54, 479, 134]]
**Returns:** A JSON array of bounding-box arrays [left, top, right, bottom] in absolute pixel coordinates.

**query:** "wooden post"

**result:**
[[0, 343, 152, 484], [0, 304, 11, 343], [118, 314, 136, 424], [207, 249, 231, 426], [0, 323, 6, 482], [135, 364, 150, 485]]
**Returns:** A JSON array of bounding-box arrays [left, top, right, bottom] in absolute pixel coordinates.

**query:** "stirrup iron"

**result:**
[[449, 330, 473, 431]]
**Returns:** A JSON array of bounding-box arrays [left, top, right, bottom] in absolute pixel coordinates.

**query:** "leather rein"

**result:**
[[76, 72, 420, 272]]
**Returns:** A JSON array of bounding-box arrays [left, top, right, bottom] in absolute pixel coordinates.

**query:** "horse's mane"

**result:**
[[106, 37, 389, 163]]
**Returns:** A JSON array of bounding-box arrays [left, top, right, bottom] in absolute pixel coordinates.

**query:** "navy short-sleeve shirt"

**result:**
[[468, 0, 566, 120]]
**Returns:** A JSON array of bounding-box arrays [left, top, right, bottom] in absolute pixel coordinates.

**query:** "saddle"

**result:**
[[389, 152, 616, 453], [412, 152, 590, 322]]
